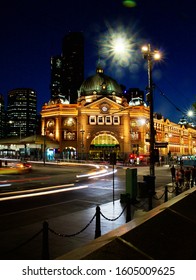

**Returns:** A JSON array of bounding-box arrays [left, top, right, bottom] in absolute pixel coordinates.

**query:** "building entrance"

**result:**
[[89, 132, 120, 160], [63, 147, 76, 160]]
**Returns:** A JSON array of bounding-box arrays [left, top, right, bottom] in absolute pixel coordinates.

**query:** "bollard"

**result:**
[[95, 206, 101, 239], [126, 196, 131, 223], [42, 221, 50, 260], [164, 185, 168, 202]]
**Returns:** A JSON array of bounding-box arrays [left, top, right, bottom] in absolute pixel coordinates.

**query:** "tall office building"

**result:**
[[50, 55, 64, 100], [50, 32, 84, 104], [0, 94, 6, 138], [7, 88, 37, 138]]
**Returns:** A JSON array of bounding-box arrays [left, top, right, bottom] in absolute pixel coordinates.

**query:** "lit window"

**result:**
[[63, 118, 76, 127], [105, 116, 112, 125], [113, 116, 120, 125], [64, 131, 75, 140], [98, 116, 104, 125], [89, 116, 96, 124]]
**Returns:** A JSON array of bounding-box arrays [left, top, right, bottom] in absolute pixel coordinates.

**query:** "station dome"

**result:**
[[79, 67, 123, 97]]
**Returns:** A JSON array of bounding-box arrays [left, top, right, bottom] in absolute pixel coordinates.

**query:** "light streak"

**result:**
[[0, 184, 11, 187], [88, 169, 117, 179], [0, 184, 88, 201], [76, 166, 110, 179], [76, 169, 107, 178]]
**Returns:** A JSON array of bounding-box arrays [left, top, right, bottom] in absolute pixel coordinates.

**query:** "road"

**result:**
[[0, 162, 173, 259]]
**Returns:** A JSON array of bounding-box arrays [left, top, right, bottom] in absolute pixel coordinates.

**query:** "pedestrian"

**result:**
[[191, 165, 196, 186], [170, 165, 176, 182], [176, 167, 184, 187], [184, 167, 191, 188]]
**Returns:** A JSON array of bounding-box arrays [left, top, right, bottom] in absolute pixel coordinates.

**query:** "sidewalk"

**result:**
[[0, 184, 171, 260]]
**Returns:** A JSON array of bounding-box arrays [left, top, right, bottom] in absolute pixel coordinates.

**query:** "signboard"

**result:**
[[155, 142, 168, 148]]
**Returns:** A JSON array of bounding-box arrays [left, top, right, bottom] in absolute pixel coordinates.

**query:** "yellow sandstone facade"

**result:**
[[41, 68, 196, 161]]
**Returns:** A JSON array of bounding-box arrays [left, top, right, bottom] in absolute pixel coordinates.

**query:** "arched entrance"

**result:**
[[89, 132, 120, 160], [63, 146, 76, 160]]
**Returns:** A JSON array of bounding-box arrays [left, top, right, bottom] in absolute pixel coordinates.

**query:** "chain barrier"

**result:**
[[5, 179, 193, 259], [153, 190, 166, 200], [48, 212, 96, 238], [100, 204, 127, 221]]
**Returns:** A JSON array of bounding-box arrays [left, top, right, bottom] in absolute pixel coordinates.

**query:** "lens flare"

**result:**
[[98, 24, 139, 68], [123, 0, 137, 8]]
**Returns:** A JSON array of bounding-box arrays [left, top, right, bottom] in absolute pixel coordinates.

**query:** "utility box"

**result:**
[[125, 168, 137, 201], [137, 181, 148, 198], [143, 175, 156, 195]]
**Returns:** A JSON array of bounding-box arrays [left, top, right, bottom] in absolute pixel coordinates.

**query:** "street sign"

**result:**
[[155, 142, 168, 148]]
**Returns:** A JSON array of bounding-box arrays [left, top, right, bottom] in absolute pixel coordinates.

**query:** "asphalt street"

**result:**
[[0, 163, 175, 260]]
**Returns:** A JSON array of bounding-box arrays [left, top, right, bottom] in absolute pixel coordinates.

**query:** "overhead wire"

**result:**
[[154, 83, 184, 114]]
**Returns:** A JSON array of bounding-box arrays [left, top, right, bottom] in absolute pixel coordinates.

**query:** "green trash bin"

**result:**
[[125, 168, 137, 201]]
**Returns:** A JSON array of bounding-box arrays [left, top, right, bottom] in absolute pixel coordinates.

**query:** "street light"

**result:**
[[187, 110, 194, 118], [80, 127, 85, 160], [141, 44, 161, 177], [100, 32, 161, 175], [187, 109, 196, 127]]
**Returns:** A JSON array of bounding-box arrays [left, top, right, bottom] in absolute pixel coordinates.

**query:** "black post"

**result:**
[[126, 196, 131, 223], [110, 152, 116, 204], [42, 221, 49, 260], [95, 206, 101, 239], [113, 163, 115, 203], [164, 185, 168, 202]]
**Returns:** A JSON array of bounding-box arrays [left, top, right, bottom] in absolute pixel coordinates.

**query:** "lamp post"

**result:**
[[80, 127, 85, 160], [141, 44, 161, 177], [100, 32, 161, 173], [43, 126, 46, 165]]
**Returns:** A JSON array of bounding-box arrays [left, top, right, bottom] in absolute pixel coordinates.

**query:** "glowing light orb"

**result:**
[[98, 23, 142, 75], [187, 110, 194, 117], [98, 26, 135, 67], [123, 0, 137, 8]]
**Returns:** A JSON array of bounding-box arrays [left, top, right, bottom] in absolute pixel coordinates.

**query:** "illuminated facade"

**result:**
[[41, 67, 196, 161], [7, 88, 37, 137], [0, 94, 5, 138]]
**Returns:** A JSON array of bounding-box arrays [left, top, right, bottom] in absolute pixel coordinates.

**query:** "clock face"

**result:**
[[101, 103, 109, 113], [102, 106, 108, 112]]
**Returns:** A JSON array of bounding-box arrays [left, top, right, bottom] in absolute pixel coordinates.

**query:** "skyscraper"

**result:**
[[0, 94, 5, 138], [7, 88, 37, 137], [50, 32, 84, 104], [50, 55, 64, 100]]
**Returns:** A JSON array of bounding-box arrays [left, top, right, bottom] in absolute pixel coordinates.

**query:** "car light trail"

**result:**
[[0, 184, 88, 201], [88, 169, 117, 179], [0, 183, 11, 187], [0, 176, 51, 183], [76, 165, 110, 179]]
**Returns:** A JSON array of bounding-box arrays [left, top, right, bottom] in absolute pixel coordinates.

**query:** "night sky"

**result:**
[[0, 0, 195, 123]]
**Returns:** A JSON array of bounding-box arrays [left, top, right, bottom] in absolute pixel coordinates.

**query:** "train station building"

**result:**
[[40, 67, 196, 162]]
